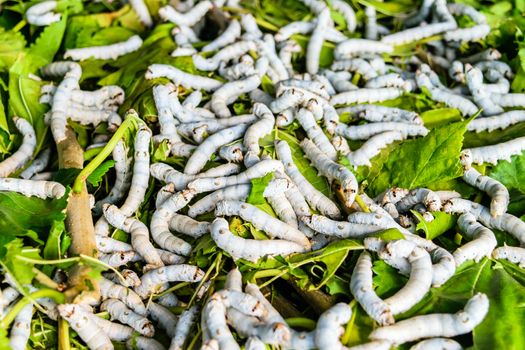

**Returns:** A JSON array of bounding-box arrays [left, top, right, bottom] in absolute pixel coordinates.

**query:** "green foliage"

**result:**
[[413, 211, 458, 240], [87, 160, 116, 187], [247, 172, 274, 205], [490, 152, 525, 195], [2, 239, 41, 284]]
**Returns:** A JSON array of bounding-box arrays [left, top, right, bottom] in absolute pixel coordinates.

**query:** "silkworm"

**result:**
[[26, 1, 61, 26], [203, 294, 241, 350], [301, 138, 358, 207], [168, 213, 209, 237], [169, 305, 199, 350], [334, 39, 393, 60], [202, 19, 241, 52], [145, 64, 222, 91], [448, 3, 486, 24], [9, 303, 33, 350], [433, 0, 456, 23], [101, 299, 155, 337], [314, 303, 353, 350], [492, 245, 525, 268], [365, 6, 378, 40], [331, 58, 378, 80], [460, 49, 501, 63], [130, 0, 153, 26], [348, 131, 405, 167], [71, 86, 125, 110], [264, 181, 299, 228], [64, 35, 143, 61], [274, 21, 314, 42], [99, 278, 147, 316], [330, 88, 406, 106], [348, 340, 393, 350], [404, 0, 435, 27], [219, 143, 245, 163], [88, 313, 134, 342], [462, 166, 509, 217], [152, 84, 179, 141], [0, 117, 36, 177], [58, 304, 113, 350], [338, 104, 422, 124], [381, 22, 457, 46], [126, 336, 165, 350], [241, 13, 264, 40], [159, 2, 212, 26], [187, 159, 284, 193], [306, 8, 330, 74], [259, 34, 289, 81], [184, 124, 247, 175], [396, 188, 442, 213], [301, 215, 391, 238], [489, 92, 525, 107], [453, 213, 497, 266], [0, 178, 66, 199], [245, 337, 266, 350], [188, 184, 251, 217], [321, 69, 357, 92], [350, 251, 394, 325], [211, 74, 262, 118], [332, 0, 357, 32], [99, 251, 136, 267], [134, 264, 205, 298], [296, 108, 337, 160], [42, 107, 122, 130], [177, 114, 257, 140], [298, 0, 327, 14], [279, 41, 302, 77], [369, 293, 489, 344], [215, 200, 311, 249], [335, 122, 428, 140], [193, 41, 258, 71], [278, 79, 330, 100], [444, 24, 490, 43], [464, 137, 525, 165], [465, 65, 503, 116], [104, 270, 141, 289], [150, 189, 196, 255], [410, 338, 463, 350]]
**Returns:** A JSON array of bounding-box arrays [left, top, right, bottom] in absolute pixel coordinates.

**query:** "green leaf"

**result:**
[[0, 189, 69, 237], [420, 108, 462, 128], [87, 160, 116, 187], [372, 260, 407, 298], [27, 14, 68, 67], [43, 221, 66, 261], [2, 239, 41, 284], [247, 172, 274, 205], [490, 152, 525, 195], [0, 28, 26, 70], [413, 211, 458, 240], [368, 120, 469, 196]]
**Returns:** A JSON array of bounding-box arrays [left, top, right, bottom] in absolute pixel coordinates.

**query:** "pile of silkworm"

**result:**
[[2, 0, 524, 349]]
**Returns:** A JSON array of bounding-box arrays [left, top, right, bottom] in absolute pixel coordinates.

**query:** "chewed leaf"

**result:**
[[247, 172, 274, 205], [490, 152, 525, 195], [87, 160, 116, 187], [413, 211, 457, 240]]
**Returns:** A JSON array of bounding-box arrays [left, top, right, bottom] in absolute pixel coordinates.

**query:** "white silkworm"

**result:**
[[177, 114, 257, 139], [334, 39, 393, 60], [336, 122, 427, 140], [245, 337, 265, 350], [369, 293, 489, 344], [193, 41, 258, 71], [453, 213, 497, 266], [88, 314, 134, 342], [219, 143, 244, 163], [64, 35, 143, 61], [445, 24, 490, 43], [462, 166, 509, 217], [330, 88, 406, 106], [331, 59, 378, 80], [9, 303, 33, 350], [101, 299, 155, 337], [274, 21, 313, 42], [315, 303, 353, 350], [382, 22, 457, 46], [332, 0, 357, 32], [460, 49, 501, 63], [187, 159, 284, 193], [93, 140, 132, 214], [278, 79, 330, 100], [26, 1, 60, 26], [259, 34, 289, 81], [449, 61, 465, 83], [279, 41, 302, 76], [465, 65, 503, 116], [168, 213, 209, 237], [301, 138, 358, 207], [301, 215, 390, 238], [169, 305, 198, 350], [365, 73, 411, 90], [0, 117, 36, 177], [215, 200, 311, 249], [126, 336, 165, 350], [211, 74, 262, 118], [241, 13, 264, 40], [151, 162, 241, 190], [103, 204, 164, 270], [474, 61, 513, 79], [134, 264, 205, 298], [265, 181, 298, 228], [306, 8, 330, 74], [42, 107, 122, 131], [202, 19, 241, 52], [489, 92, 525, 107], [0, 178, 65, 199], [275, 141, 341, 218], [188, 184, 251, 217], [351, 251, 394, 325], [152, 84, 179, 142], [159, 2, 212, 26], [338, 105, 422, 124], [348, 131, 405, 167], [464, 137, 525, 165], [58, 304, 113, 350], [105, 270, 141, 288], [150, 189, 195, 255], [185, 125, 247, 175], [296, 108, 337, 160], [467, 111, 525, 133], [219, 59, 255, 81], [20, 147, 51, 179], [396, 188, 442, 212], [203, 295, 241, 350], [130, 0, 152, 26], [99, 278, 147, 316], [365, 6, 378, 40], [492, 245, 525, 268], [410, 338, 463, 350], [145, 64, 222, 91], [99, 251, 136, 267], [448, 3, 486, 24]]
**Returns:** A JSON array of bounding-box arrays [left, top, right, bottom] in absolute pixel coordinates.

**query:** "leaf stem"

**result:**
[[12, 19, 26, 33], [0, 289, 65, 328], [354, 194, 371, 213], [285, 317, 316, 330], [32, 267, 64, 290], [58, 318, 70, 350], [16, 256, 80, 265], [188, 252, 222, 307], [73, 113, 139, 193], [250, 269, 287, 283]]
